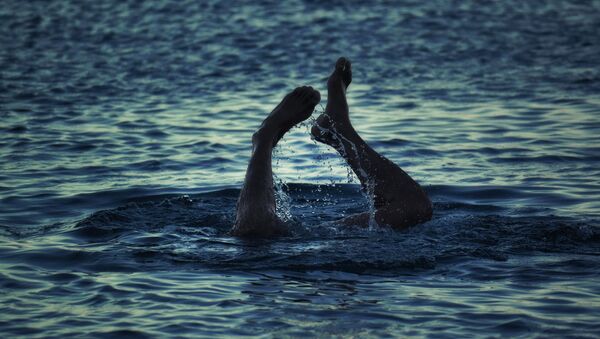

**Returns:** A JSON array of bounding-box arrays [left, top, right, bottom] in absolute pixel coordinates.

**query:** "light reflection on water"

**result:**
[[1, 0, 600, 336]]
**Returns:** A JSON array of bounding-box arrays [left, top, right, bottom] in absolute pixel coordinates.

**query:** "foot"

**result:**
[[311, 57, 353, 147], [255, 86, 321, 147], [328, 56, 352, 91]]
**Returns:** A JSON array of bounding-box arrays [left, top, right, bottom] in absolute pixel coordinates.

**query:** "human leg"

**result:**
[[231, 87, 321, 237], [311, 58, 432, 229]]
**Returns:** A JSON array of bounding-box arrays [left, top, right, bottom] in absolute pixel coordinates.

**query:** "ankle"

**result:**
[[333, 119, 354, 132], [252, 128, 276, 148], [327, 120, 356, 140]]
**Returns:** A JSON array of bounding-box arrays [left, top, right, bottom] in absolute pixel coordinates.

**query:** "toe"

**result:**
[[336, 57, 349, 72], [291, 87, 303, 96], [334, 57, 352, 87], [299, 86, 313, 99], [300, 87, 320, 104], [308, 89, 321, 105]]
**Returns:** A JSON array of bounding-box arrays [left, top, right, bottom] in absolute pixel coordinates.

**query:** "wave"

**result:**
[[3, 184, 597, 274]]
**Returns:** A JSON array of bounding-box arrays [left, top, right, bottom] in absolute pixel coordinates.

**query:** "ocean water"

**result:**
[[1, 0, 600, 337]]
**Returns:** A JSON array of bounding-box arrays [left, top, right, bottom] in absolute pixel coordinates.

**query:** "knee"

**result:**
[[377, 198, 432, 229]]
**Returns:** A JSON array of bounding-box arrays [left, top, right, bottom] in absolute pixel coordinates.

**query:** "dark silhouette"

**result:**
[[231, 58, 432, 237]]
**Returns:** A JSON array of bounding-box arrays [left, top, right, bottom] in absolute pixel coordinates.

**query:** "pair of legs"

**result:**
[[231, 58, 432, 237]]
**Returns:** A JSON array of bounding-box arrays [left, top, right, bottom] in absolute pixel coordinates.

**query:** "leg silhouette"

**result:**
[[231, 86, 321, 237], [311, 57, 432, 228]]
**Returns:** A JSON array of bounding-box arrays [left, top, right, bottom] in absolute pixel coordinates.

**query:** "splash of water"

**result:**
[[273, 173, 293, 222], [310, 112, 379, 229]]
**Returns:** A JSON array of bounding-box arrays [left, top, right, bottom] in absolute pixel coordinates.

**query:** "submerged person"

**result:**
[[230, 57, 432, 237]]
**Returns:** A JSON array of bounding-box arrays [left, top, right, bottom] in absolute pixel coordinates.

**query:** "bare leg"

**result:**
[[231, 86, 321, 237], [311, 58, 432, 229]]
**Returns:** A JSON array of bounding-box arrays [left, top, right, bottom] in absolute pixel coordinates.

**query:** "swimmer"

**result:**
[[230, 57, 432, 237]]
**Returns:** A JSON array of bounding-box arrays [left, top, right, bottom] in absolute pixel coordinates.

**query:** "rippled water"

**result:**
[[1, 0, 600, 337]]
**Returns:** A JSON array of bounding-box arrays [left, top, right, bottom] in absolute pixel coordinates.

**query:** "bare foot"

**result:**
[[255, 86, 321, 147], [311, 57, 353, 147]]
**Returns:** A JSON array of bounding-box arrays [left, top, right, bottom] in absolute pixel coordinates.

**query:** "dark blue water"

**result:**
[[1, 0, 600, 337]]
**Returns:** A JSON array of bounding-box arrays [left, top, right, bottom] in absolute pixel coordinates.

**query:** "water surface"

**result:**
[[1, 0, 600, 337]]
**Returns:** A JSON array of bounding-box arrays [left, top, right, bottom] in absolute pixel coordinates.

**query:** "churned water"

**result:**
[[1, 0, 600, 337]]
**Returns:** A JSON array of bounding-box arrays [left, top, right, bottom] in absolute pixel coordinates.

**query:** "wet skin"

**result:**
[[231, 58, 431, 237]]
